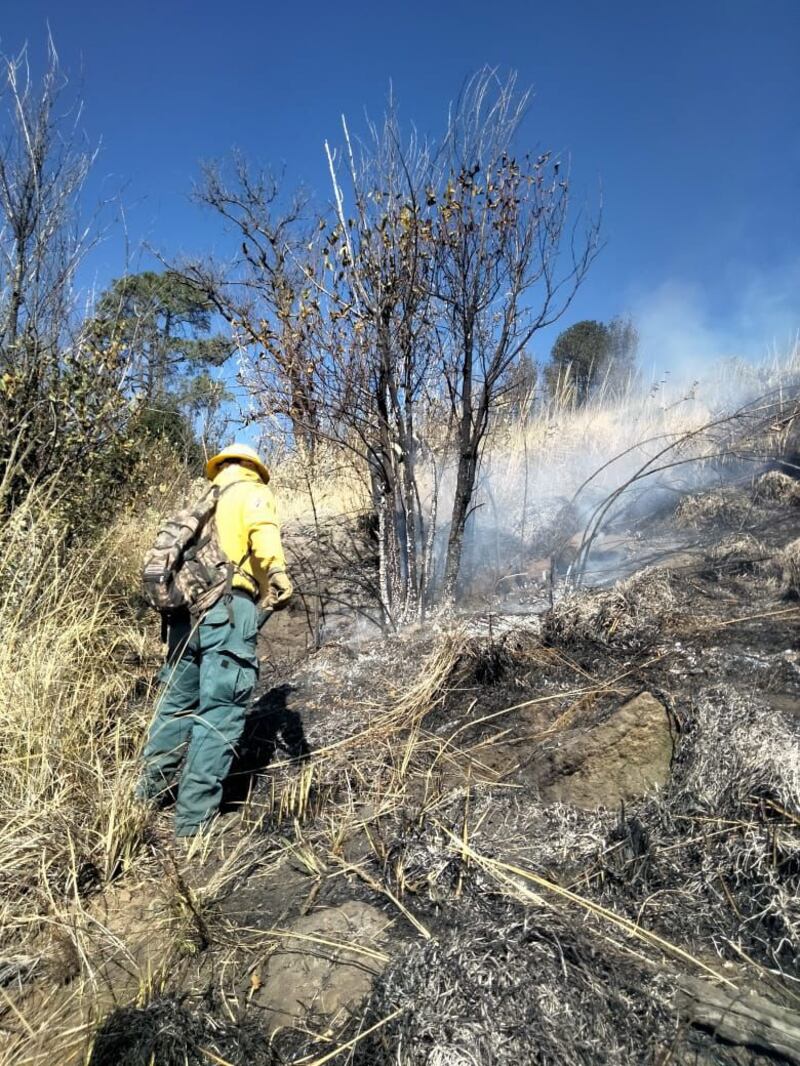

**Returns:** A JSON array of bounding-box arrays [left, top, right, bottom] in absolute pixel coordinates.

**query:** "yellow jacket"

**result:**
[[212, 464, 287, 602]]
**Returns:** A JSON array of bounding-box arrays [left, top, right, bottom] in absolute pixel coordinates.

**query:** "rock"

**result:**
[[255, 900, 391, 1031], [539, 692, 674, 809]]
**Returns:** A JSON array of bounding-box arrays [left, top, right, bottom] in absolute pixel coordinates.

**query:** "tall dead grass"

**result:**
[[0, 489, 156, 971], [264, 345, 800, 573], [480, 346, 800, 546]]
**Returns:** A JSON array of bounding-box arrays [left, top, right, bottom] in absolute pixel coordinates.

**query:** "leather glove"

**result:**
[[267, 567, 293, 610]]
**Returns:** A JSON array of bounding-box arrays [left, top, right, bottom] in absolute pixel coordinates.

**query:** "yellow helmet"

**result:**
[[205, 443, 270, 484]]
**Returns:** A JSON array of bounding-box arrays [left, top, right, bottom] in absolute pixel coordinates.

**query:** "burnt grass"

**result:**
[[7, 473, 800, 1066], [87, 994, 277, 1066]]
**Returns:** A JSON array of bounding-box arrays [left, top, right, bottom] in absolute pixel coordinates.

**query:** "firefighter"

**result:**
[[137, 444, 292, 837]]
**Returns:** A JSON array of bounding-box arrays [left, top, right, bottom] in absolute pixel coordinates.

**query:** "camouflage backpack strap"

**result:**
[[141, 484, 219, 613], [185, 481, 259, 622]]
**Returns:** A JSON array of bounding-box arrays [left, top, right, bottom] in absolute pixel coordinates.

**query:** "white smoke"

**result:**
[[449, 268, 800, 598], [634, 267, 800, 386]]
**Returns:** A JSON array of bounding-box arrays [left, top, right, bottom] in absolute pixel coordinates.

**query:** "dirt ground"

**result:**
[[3, 469, 800, 1065]]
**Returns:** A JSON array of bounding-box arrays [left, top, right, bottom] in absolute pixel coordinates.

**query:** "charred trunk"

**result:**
[[441, 443, 479, 600]]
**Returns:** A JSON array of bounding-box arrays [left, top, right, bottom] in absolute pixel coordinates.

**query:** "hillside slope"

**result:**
[[3, 468, 799, 1065]]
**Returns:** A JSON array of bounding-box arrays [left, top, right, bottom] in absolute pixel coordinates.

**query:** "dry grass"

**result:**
[[0, 488, 164, 1064], [543, 567, 677, 649], [674, 488, 756, 529], [273, 444, 369, 525], [753, 469, 800, 505], [774, 536, 800, 598], [705, 532, 768, 578], [0, 496, 152, 911], [474, 347, 799, 550]]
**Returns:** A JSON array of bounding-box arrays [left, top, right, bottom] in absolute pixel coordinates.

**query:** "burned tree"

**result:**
[[196, 68, 599, 624], [432, 70, 599, 597], [317, 110, 441, 623], [0, 46, 93, 357], [188, 159, 321, 455], [190, 114, 442, 625], [316, 70, 599, 611]]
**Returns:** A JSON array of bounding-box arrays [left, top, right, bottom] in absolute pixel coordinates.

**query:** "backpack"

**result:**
[[141, 485, 258, 618]]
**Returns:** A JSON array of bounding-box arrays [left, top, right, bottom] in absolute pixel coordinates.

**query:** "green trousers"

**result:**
[[139, 593, 260, 836]]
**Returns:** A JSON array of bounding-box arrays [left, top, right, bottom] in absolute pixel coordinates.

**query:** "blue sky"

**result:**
[[3, 0, 799, 370]]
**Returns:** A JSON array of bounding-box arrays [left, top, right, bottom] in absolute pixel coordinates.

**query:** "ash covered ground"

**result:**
[[6, 470, 800, 1066]]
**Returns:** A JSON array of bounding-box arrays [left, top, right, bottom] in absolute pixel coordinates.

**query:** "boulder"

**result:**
[[255, 899, 390, 1031], [539, 692, 674, 809]]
